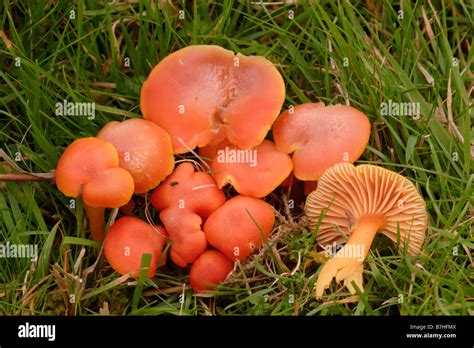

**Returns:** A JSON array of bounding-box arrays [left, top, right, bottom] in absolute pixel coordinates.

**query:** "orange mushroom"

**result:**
[[97, 118, 174, 193], [55, 137, 134, 242], [141, 45, 285, 154], [273, 103, 371, 181], [305, 163, 428, 298], [151, 162, 226, 267], [104, 217, 168, 278], [210, 140, 293, 198], [204, 195, 275, 261], [190, 250, 234, 292]]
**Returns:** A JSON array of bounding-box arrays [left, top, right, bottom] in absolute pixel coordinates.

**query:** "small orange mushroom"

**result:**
[[210, 140, 293, 198], [190, 250, 234, 292], [305, 163, 428, 298], [273, 103, 371, 181], [97, 118, 174, 193], [55, 137, 134, 242], [204, 195, 275, 261], [104, 217, 168, 278], [151, 162, 226, 267], [141, 45, 285, 154]]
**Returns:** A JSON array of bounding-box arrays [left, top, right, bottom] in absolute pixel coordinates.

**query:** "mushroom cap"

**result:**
[[190, 250, 234, 292], [305, 163, 428, 255], [211, 140, 293, 198], [151, 162, 226, 216], [141, 45, 285, 154], [56, 137, 134, 207], [103, 217, 168, 278], [97, 118, 174, 193], [273, 103, 371, 180], [159, 208, 207, 267], [204, 195, 275, 260], [151, 162, 226, 266]]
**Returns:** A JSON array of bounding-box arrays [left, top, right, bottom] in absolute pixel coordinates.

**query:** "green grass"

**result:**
[[0, 0, 472, 315]]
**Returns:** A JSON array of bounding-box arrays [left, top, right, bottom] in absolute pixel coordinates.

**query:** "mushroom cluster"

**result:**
[[55, 45, 428, 297]]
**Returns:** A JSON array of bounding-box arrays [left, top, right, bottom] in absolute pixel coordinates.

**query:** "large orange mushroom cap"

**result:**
[[273, 103, 371, 180], [97, 118, 174, 193], [190, 250, 234, 292], [204, 195, 275, 261], [141, 45, 285, 154], [211, 140, 293, 198], [151, 162, 226, 267], [103, 217, 168, 278], [56, 137, 134, 207], [305, 163, 429, 298]]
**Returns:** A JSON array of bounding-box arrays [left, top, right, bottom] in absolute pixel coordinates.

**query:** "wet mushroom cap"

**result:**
[[190, 250, 234, 292], [204, 195, 275, 260], [104, 217, 168, 278], [151, 162, 226, 216], [211, 140, 293, 198], [97, 118, 174, 193], [55, 137, 134, 208], [141, 45, 285, 153], [305, 163, 428, 255], [273, 103, 371, 180]]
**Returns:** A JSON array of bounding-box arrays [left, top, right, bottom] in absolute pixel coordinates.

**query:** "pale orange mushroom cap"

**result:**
[[273, 103, 371, 180], [190, 250, 234, 292], [141, 45, 285, 154], [305, 163, 428, 297], [104, 217, 168, 278], [204, 195, 275, 261], [211, 140, 293, 198], [151, 162, 226, 267], [56, 137, 134, 208], [97, 118, 174, 193]]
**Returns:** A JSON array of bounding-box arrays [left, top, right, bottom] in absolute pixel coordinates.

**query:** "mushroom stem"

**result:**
[[315, 216, 385, 298], [0, 172, 55, 182], [84, 204, 105, 243]]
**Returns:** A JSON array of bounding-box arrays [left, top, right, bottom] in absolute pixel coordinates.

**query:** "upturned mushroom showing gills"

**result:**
[[305, 163, 428, 298], [55, 137, 134, 242], [104, 217, 168, 278], [190, 250, 234, 292], [204, 195, 275, 260], [211, 140, 293, 198], [97, 118, 174, 193], [140, 45, 285, 154], [151, 162, 226, 267], [273, 103, 371, 180]]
